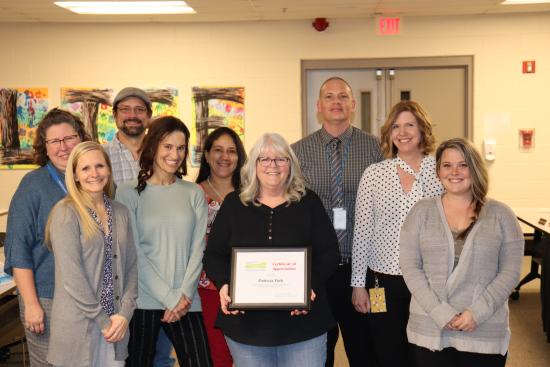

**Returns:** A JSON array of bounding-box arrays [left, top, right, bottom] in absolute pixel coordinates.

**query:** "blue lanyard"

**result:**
[[46, 162, 67, 195]]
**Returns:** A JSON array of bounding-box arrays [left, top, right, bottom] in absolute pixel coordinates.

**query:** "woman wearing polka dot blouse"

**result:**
[[351, 101, 443, 367]]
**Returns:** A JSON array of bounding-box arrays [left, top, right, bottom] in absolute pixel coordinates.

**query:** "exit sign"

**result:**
[[377, 16, 401, 35]]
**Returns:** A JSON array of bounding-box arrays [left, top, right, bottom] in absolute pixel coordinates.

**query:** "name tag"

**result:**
[[369, 287, 387, 313], [333, 208, 346, 230]]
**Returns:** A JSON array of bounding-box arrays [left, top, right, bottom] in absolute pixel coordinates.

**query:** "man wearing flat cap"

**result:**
[[104, 87, 152, 187]]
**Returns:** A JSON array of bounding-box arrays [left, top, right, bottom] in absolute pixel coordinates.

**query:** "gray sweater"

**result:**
[[400, 197, 524, 355], [47, 200, 138, 366]]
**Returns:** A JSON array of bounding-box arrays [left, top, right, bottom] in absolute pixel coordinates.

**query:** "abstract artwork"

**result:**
[[147, 88, 179, 119], [60, 88, 114, 144], [0, 88, 48, 169], [191, 87, 245, 166]]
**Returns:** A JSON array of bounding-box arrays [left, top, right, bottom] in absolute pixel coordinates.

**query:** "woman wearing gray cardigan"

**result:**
[[400, 138, 524, 367], [45, 142, 138, 367]]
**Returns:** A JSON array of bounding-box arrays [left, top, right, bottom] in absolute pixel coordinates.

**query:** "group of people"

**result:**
[[3, 78, 523, 367]]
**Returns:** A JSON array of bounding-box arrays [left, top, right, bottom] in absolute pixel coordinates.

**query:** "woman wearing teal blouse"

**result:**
[[116, 116, 211, 367]]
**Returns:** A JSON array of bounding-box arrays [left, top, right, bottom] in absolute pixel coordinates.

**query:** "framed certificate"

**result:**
[[229, 247, 311, 310]]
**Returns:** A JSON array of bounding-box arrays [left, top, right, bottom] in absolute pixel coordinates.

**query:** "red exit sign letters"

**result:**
[[378, 16, 401, 35]]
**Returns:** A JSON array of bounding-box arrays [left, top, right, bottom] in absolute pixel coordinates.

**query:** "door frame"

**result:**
[[300, 56, 473, 139]]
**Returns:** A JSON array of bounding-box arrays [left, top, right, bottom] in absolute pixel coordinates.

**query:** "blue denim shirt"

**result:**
[[4, 165, 66, 299]]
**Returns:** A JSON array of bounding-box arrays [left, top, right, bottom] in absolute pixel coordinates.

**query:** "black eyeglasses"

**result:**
[[117, 106, 148, 115], [257, 157, 290, 167], [45, 134, 80, 148]]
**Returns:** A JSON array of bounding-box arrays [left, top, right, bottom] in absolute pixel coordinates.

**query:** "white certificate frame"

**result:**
[[229, 247, 311, 310]]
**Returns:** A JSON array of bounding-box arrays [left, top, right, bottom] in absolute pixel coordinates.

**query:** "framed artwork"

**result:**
[[191, 86, 244, 166], [0, 88, 48, 169]]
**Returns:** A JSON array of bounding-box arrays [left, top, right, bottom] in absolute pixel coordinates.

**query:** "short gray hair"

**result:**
[[239, 133, 306, 206]]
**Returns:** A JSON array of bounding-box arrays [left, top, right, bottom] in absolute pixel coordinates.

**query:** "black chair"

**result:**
[[510, 232, 545, 300]]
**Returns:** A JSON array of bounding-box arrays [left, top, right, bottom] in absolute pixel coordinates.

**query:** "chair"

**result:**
[[510, 232, 545, 300]]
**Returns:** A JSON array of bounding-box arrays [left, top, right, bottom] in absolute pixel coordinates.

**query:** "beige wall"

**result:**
[[1, 13, 549, 230]]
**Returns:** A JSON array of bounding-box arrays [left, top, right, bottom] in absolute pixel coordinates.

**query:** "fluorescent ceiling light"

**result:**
[[54, 1, 196, 15], [502, 0, 550, 4]]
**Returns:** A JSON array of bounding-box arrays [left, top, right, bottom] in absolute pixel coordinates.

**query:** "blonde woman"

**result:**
[[45, 142, 137, 367], [203, 133, 339, 367], [400, 138, 524, 367]]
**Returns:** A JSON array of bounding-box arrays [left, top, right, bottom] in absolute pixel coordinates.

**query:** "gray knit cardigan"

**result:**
[[400, 197, 524, 355]]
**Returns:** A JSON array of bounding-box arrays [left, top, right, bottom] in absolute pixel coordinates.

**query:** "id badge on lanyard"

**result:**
[[369, 274, 387, 313]]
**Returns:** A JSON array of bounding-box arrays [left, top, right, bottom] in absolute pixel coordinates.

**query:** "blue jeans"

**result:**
[[153, 328, 175, 367], [225, 333, 326, 367]]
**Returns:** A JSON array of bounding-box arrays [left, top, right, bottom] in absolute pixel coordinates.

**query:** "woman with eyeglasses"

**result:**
[[400, 138, 524, 367], [4, 108, 90, 366], [116, 116, 211, 367], [195, 127, 247, 367], [203, 133, 339, 367], [44, 141, 137, 367]]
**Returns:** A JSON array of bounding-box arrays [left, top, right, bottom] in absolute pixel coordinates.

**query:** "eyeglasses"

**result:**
[[257, 157, 290, 167], [45, 134, 80, 148], [117, 106, 148, 115]]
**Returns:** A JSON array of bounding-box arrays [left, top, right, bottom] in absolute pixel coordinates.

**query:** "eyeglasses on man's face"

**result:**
[[45, 134, 80, 148], [257, 157, 290, 167], [117, 106, 148, 115]]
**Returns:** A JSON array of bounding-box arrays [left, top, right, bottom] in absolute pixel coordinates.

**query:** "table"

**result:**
[[514, 208, 550, 342], [0, 251, 16, 297], [515, 208, 550, 236]]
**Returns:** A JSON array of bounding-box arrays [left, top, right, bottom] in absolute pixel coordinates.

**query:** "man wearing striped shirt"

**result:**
[[292, 77, 383, 367]]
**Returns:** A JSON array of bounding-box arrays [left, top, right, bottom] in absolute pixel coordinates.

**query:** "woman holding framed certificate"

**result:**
[[204, 133, 339, 367]]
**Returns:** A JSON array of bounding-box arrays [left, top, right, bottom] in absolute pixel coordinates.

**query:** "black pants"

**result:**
[[126, 309, 212, 367], [365, 269, 416, 367], [325, 264, 376, 367], [413, 345, 507, 367]]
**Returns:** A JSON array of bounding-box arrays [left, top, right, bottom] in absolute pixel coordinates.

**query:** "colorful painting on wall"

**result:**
[[0, 88, 48, 169], [60, 88, 114, 144], [191, 87, 245, 166], [61, 87, 179, 145], [147, 88, 179, 119]]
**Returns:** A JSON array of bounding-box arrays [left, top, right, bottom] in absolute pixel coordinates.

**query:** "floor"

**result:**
[[331, 257, 550, 367], [1, 258, 548, 366]]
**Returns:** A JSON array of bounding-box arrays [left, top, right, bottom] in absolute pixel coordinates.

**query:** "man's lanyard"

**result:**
[[46, 161, 67, 195]]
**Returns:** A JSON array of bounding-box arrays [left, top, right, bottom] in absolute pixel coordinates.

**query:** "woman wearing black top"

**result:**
[[203, 133, 339, 367]]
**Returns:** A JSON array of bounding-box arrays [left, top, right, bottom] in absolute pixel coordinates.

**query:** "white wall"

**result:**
[[1, 13, 549, 230]]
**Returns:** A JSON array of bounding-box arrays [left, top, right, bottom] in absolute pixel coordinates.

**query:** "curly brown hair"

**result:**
[[33, 108, 90, 166], [136, 116, 190, 194], [380, 100, 435, 159]]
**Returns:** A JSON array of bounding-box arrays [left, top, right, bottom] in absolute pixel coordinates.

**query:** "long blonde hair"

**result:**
[[45, 142, 114, 247], [239, 133, 306, 206]]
